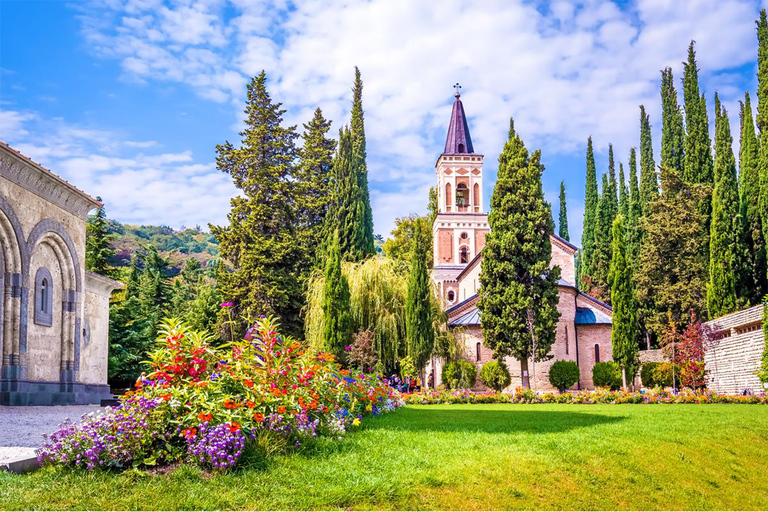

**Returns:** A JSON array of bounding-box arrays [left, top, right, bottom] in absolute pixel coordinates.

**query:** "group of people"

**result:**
[[387, 374, 421, 393]]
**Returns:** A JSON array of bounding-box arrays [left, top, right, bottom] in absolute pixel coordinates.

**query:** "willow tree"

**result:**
[[306, 257, 454, 373]]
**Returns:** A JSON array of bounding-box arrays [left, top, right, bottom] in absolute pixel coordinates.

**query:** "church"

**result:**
[[427, 92, 613, 391], [0, 141, 121, 405]]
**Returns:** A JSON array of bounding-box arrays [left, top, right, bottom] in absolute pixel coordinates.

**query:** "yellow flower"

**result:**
[[352, 418, 361, 427], [365, 404, 372, 412]]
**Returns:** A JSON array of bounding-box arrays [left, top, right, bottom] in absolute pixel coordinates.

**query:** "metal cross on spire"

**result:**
[[453, 82, 461, 97]]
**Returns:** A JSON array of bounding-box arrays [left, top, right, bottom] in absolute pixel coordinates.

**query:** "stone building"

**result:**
[[427, 92, 613, 391], [0, 141, 121, 405], [704, 305, 766, 394]]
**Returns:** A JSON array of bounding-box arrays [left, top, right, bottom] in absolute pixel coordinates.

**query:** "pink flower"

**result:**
[[220, 302, 233, 308]]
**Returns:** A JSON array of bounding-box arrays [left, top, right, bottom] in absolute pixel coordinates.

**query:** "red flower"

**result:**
[[197, 412, 212, 421], [183, 427, 197, 438], [246, 400, 256, 408], [243, 379, 254, 388], [277, 406, 286, 414], [253, 413, 264, 423], [228, 422, 240, 432]]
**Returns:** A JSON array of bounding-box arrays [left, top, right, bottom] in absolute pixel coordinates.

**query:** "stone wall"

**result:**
[[704, 305, 766, 394]]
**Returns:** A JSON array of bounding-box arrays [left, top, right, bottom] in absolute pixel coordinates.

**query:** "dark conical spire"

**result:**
[[443, 91, 474, 154]]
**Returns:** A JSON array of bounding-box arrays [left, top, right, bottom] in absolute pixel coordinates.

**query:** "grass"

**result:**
[[2, 404, 767, 510]]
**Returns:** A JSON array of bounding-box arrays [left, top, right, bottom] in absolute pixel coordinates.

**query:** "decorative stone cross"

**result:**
[[453, 82, 461, 97]]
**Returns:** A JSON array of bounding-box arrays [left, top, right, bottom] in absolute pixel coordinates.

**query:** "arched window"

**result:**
[[594, 344, 600, 363], [458, 143, 465, 153], [455, 183, 469, 207], [447, 290, 455, 303], [473, 183, 480, 208], [34, 267, 53, 327], [445, 183, 452, 210], [476, 342, 481, 362], [459, 246, 469, 264]]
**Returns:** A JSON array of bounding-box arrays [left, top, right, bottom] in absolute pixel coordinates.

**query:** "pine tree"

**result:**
[[85, 198, 115, 277], [619, 163, 629, 219], [640, 105, 659, 210], [405, 221, 434, 372], [660, 67, 685, 175], [581, 136, 599, 288], [708, 95, 743, 318], [296, 107, 336, 266], [477, 120, 561, 389], [322, 231, 352, 361], [210, 71, 303, 337], [739, 93, 766, 302], [590, 174, 613, 303], [608, 215, 638, 387], [350, 67, 375, 258], [558, 181, 569, 241], [627, 148, 642, 265]]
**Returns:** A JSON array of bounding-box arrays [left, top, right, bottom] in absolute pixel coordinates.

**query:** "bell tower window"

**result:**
[[459, 246, 469, 264], [458, 143, 465, 153]]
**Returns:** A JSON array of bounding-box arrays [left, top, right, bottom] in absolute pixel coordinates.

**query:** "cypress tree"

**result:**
[[210, 71, 303, 337], [758, 10, 768, 292], [739, 93, 766, 302], [619, 163, 629, 220], [322, 231, 352, 361], [608, 215, 637, 387], [640, 105, 659, 210], [296, 107, 336, 266], [85, 197, 115, 277], [581, 136, 599, 288], [660, 67, 685, 176], [627, 148, 642, 265], [478, 119, 561, 389], [405, 221, 434, 372], [590, 174, 613, 303], [558, 181, 569, 241], [350, 67, 375, 258], [607, 143, 619, 224], [326, 127, 364, 260], [708, 95, 742, 318], [683, 41, 714, 185]]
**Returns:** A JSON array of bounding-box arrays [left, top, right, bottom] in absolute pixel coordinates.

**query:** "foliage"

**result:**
[[580, 136, 599, 287], [708, 94, 747, 318], [660, 67, 685, 175], [478, 120, 561, 388], [760, 298, 768, 384], [626, 147, 642, 265], [479, 361, 511, 392], [441, 360, 477, 390], [589, 174, 613, 302], [558, 181, 569, 241], [592, 361, 622, 390], [618, 163, 628, 220], [547, 360, 580, 393], [347, 329, 378, 373], [39, 317, 403, 473], [639, 105, 658, 211], [635, 166, 708, 339], [210, 71, 304, 338], [382, 214, 432, 267], [640, 362, 679, 388], [85, 197, 116, 277], [350, 66, 376, 259], [306, 257, 453, 374], [609, 215, 638, 386], [661, 310, 713, 389], [405, 221, 434, 371], [322, 232, 352, 362]]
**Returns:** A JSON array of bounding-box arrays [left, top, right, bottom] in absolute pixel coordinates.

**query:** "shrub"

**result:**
[[640, 362, 679, 388], [548, 360, 580, 393], [592, 361, 622, 390], [480, 361, 511, 392], [442, 360, 477, 389]]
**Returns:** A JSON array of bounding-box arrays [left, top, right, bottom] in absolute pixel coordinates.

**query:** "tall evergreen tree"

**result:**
[[708, 95, 743, 318], [210, 71, 303, 337], [627, 148, 642, 265], [619, 163, 629, 219], [558, 181, 569, 241], [608, 215, 638, 388], [607, 144, 619, 220], [581, 136, 599, 288], [478, 120, 561, 389], [405, 221, 434, 372], [758, 10, 768, 293], [322, 231, 352, 362], [590, 174, 613, 303], [660, 67, 685, 176], [350, 67, 375, 258], [296, 107, 336, 265], [639, 105, 659, 210], [739, 93, 766, 302], [85, 197, 115, 277]]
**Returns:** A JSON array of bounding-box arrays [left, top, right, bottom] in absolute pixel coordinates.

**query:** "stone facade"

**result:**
[[704, 305, 766, 394], [0, 141, 122, 405], [426, 93, 613, 392]]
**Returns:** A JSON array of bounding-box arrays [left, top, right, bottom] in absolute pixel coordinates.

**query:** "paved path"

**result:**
[[0, 405, 101, 447]]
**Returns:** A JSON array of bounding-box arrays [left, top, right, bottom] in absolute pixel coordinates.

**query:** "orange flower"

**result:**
[[253, 413, 264, 423], [246, 400, 256, 408], [228, 422, 240, 432], [243, 379, 254, 388], [277, 406, 286, 414], [183, 427, 197, 438], [197, 412, 213, 421], [160, 393, 172, 401]]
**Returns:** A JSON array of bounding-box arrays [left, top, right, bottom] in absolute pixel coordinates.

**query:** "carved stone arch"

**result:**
[[27, 219, 81, 292], [0, 194, 26, 276], [0, 196, 26, 367]]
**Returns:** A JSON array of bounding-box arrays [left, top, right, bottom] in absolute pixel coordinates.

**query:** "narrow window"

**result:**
[[594, 344, 600, 363], [458, 143, 465, 153], [565, 326, 569, 355], [34, 267, 53, 327], [459, 246, 469, 264], [447, 290, 455, 303], [476, 343, 481, 362], [41, 278, 48, 313]]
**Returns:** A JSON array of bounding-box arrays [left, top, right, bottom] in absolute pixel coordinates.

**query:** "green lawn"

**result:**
[[2, 404, 768, 510]]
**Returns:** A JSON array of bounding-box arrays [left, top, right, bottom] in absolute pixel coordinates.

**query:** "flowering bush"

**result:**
[[403, 388, 768, 406], [38, 316, 403, 472]]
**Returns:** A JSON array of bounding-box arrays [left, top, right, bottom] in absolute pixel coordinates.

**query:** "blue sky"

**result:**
[[0, 0, 765, 245]]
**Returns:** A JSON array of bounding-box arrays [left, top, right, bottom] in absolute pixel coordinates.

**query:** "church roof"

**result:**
[[449, 307, 481, 326], [575, 307, 612, 325], [443, 93, 474, 155]]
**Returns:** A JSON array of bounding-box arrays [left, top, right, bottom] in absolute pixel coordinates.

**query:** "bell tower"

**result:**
[[433, 88, 489, 269]]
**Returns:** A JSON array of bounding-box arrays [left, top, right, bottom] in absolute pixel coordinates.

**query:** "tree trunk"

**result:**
[[622, 366, 627, 389], [645, 331, 651, 350], [520, 358, 530, 389]]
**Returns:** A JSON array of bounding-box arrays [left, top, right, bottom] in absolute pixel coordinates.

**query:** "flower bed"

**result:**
[[404, 388, 768, 405], [37, 317, 403, 472]]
